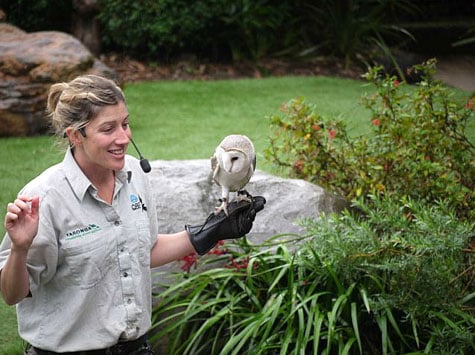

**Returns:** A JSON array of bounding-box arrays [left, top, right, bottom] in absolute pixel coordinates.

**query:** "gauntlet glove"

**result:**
[[186, 194, 266, 255]]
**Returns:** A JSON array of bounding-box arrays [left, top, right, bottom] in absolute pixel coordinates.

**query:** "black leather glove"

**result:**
[[186, 194, 266, 255]]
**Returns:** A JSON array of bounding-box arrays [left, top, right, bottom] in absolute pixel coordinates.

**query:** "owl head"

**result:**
[[221, 148, 249, 173]]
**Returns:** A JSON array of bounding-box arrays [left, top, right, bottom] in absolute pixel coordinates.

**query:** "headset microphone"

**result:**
[[130, 138, 151, 173]]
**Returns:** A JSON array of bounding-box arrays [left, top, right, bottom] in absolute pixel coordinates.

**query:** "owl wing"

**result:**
[[243, 148, 256, 184], [241, 157, 255, 188], [211, 147, 223, 185]]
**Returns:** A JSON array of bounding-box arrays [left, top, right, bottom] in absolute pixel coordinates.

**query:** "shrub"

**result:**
[[265, 59, 475, 220], [98, 0, 413, 64], [215, 0, 297, 61], [150, 196, 474, 354], [97, 0, 221, 60], [1, 0, 72, 32], [97, 0, 296, 61], [293, 0, 419, 69]]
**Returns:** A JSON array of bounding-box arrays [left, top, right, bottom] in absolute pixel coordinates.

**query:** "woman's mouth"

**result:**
[[109, 148, 125, 156]]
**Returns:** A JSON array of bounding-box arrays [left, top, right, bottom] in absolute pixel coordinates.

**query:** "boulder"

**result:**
[[0, 23, 118, 137], [149, 159, 347, 278]]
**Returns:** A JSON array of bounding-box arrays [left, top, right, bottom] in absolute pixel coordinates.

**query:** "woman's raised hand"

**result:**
[[4, 196, 40, 250]]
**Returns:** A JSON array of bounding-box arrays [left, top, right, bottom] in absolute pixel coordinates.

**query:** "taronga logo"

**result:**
[[130, 194, 139, 203], [130, 193, 147, 211], [65, 224, 101, 240]]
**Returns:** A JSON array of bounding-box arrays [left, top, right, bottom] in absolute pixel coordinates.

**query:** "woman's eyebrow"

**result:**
[[98, 115, 129, 126]]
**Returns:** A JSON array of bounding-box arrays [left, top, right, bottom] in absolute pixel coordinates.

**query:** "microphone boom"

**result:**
[[130, 138, 151, 173]]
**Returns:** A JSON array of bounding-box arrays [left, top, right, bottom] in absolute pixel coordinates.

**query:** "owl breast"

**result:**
[[211, 134, 256, 192]]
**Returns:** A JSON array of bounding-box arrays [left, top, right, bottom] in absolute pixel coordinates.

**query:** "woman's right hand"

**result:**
[[4, 196, 40, 251]]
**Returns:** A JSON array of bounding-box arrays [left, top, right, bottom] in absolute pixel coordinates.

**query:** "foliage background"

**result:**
[[2, 0, 474, 65]]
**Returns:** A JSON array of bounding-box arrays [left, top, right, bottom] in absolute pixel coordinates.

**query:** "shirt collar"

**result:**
[[62, 148, 132, 201]]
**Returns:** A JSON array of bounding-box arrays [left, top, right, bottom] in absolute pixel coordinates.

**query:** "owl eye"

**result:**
[[231, 157, 239, 162]]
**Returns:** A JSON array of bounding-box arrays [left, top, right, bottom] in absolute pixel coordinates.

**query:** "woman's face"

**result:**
[[74, 101, 131, 174]]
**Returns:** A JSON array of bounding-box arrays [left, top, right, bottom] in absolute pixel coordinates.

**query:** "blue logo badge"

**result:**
[[130, 193, 147, 211]]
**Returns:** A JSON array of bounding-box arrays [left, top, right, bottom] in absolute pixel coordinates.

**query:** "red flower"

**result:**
[[329, 129, 337, 139], [293, 160, 304, 173], [208, 241, 228, 256], [372, 118, 380, 126], [226, 256, 256, 271], [180, 252, 198, 272], [180, 241, 229, 273], [326, 172, 336, 180], [464, 99, 474, 110], [394, 80, 400, 87], [312, 124, 321, 131]]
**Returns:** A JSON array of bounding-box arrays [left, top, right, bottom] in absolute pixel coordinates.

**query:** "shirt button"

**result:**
[[127, 298, 132, 304], [114, 220, 121, 226], [123, 272, 128, 277]]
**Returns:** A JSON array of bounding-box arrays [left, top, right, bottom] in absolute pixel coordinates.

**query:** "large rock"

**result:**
[[150, 159, 345, 240], [0, 23, 118, 137], [149, 159, 347, 276]]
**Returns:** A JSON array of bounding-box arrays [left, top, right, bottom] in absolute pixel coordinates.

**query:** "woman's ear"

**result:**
[[65, 127, 83, 146]]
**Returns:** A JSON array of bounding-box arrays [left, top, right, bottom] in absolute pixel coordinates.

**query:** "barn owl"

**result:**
[[211, 134, 256, 215]]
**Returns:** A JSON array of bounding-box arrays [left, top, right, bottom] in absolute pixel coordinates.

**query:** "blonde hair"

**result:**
[[47, 74, 126, 138]]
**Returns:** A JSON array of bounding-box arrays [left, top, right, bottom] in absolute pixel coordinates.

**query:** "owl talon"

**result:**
[[237, 190, 252, 202], [215, 198, 229, 216]]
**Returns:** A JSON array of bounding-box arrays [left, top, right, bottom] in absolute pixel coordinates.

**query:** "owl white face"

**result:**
[[222, 150, 247, 173]]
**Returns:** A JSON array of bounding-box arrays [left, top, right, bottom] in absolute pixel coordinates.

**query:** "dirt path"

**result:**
[[435, 55, 475, 92]]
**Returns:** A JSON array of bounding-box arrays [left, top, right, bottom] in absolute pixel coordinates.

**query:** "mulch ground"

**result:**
[[100, 54, 366, 83]]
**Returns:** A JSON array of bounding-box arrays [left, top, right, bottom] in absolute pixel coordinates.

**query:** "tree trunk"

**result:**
[[72, 0, 101, 56]]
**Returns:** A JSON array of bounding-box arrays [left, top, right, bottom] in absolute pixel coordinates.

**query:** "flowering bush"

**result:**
[[265, 59, 475, 219]]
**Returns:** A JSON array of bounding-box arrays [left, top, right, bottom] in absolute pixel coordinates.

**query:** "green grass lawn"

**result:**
[[0, 75, 472, 351], [123, 76, 372, 162]]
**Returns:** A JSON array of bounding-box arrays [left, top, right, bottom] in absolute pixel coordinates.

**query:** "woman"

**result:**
[[0, 74, 265, 354]]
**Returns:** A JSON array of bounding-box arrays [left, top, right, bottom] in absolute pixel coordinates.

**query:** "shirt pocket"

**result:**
[[59, 235, 115, 289]]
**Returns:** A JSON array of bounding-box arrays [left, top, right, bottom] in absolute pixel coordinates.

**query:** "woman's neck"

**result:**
[[73, 150, 116, 204]]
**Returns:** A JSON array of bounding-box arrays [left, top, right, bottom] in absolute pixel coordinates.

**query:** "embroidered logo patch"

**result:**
[[130, 193, 147, 211], [65, 224, 101, 240]]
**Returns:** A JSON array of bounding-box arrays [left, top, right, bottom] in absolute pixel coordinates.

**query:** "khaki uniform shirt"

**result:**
[[0, 149, 158, 352]]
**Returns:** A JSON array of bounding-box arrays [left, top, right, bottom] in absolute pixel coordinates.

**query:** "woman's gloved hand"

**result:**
[[186, 194, 266, 255]]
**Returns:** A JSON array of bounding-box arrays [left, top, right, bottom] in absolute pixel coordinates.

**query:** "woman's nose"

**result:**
[[116, 126, 131, 144]]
